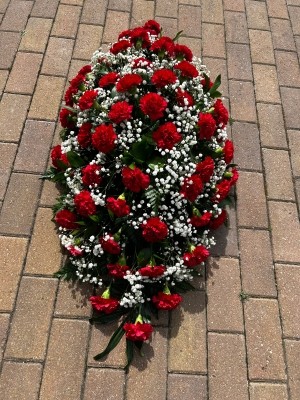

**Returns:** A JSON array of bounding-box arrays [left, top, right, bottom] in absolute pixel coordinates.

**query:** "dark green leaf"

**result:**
[[66, 151, 85, 168], [94, 323, 126, 360], [89, 214, 101, 223], [137, 247, 152, 266], [125, 339, 134, 371], [90, 308, 128, 325], [53, 261, 77, 281], [172, 280, 196, 293], [209, 74, 221, 95], [129, 139, 153, 163], [173, 30, 183, 42]]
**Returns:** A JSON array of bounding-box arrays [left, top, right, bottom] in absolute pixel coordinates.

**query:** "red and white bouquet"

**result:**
[[45, 20, 238, 368]]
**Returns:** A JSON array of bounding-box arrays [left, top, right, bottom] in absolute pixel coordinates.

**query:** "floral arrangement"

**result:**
[[44, 20, 238, 368]]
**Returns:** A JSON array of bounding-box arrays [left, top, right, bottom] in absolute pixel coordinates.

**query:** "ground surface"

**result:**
[[0, 0, 300, 399]]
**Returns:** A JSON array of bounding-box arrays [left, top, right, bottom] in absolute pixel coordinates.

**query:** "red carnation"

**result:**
[[180, 175, 203, 202], [150, 36, 174, 56], [152, 292, 182, 310], [190, 211, 212, 228], [70, 73, 85, 89], [176, 88, 194, 107], [140, 93, 167, 120], [60, 108, 75, 129], [108, 101, 133, 124], [64, 86, 77, 106], [138, 265, 165, 278], [132, 57, 152, 69], [89, 296, 119, 314], [152, 122, 182, 150], [151, 69, 177, 88], [67, 245, 83, 256], [100, 235, 121, 255], [141, 217, 168, 243], [99, 72, 118, 88], [116, 74, 142, 92], [50, 145, 69, 169], [175, 61, 198, 78], [130, 27, 151, 48], [122, 166, 150, 193], [123, 322, 153, 342], [183, 245, 210, 268], [209, 210, 227, 230], [74, 191, 96, 217], [223, 140, 234, 164], [214, 180, 231, 203], [78, 123, 93, 148], [118, 29, 132, 40], [78, 65, 92, 75], [198, 113, 217, 140], [78, 90, 98, 111], [92, 124, 117, 153], [144, 20, 161, 35], [229, 168, 239, 186], [174, 44, 193, 61], [110, 39, 131, 55], [82, 164, 102, 187], [107, 263, 130, 279], [55, 209, 78, 230], [107, 197, 130, 217], [214, 99, 229, 127], [200, 77, 214, 91], [195, 156, 215, 183]]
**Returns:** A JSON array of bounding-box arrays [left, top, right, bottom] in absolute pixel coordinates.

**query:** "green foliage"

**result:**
[[145, 187, 161, 215], [66, 151, 85, 168], [94, 321, 126, 361], [53, 261, 77, 281], [172, 280, 196, 293]]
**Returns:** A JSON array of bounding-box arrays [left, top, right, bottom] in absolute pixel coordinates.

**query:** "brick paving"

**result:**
[[0, 0, 299, 399]]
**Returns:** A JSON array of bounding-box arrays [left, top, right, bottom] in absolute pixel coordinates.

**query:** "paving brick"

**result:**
[[236, 171, 268, 228], [223, 0, 245, 11], [289, 6, 300, 34], [246, 0, 270, 30], [288, 130, 300, 177], [227, 43, 252, 81], [287, 0, 300, 4], [83, 368, 125, 400], [19, 17, 52, 53], [169, 291, 206, 373], [229, 81, 257, 122], [180, 36, 201, 58], [62, 0, 83, 4], [0, 94, 30, 142], [0, 0, 10, 13], [266, 0, 289, 19], [42, 37, 74, 77], [202, 57, 228, 97], [202, 23, 225, 58], [276, 264, 300, 338], [207, 257, 244, 332], [0, 0, 33, 31], [103, 10, 130, 43], [51, 5, 81, 38], [253, 64, 281, 103], [126, 327, 167, 399], [5, 276, 57, 359], [225, 11, 249, 44], [81, 0, 108, 25], [0, 362, 42, 400], [155, 17, 178, 39], [29, 76, 65, 121], [244, 298, 286, 380], [40, 179, 62, 207], [239, 229, 277, 297], [0, 236, 27, 311], [270, 18, 296, 51], [269, 201, 300, 263], [5, 53, 42, 96], [232, 122, 262, 171], [0, 173, 41, 235], [179, 0, 200, 4], [0, 32, 20, 69], [249, 30, 275, 64], [0, 313, 9, 362], [178, 5, 201, 37], [257, 103, 287, 148], [276, 51, 300, 88], [109, 0, 131, 11], [281, 87, 300, 129], [39, 319, 89, 400], [208, 333, 248, 400], [296, 178, 300, 207], [296, 36, 300, 61], [167, 374, 207, 400], [131, 0, 155, 27], [202, 0, 223, 24], [0, 142, 17, 199], [73, 24, 103, 60], [55, 280, 93, 317], [285, 340, 300, 400], [31, 0, 59, 18], [0, 69, 8, 94], [68, 59, 90, 83], [249, 383, 288, 400], [156, 0, 178, 18]]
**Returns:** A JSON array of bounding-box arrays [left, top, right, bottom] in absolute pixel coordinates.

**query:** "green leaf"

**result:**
[[89, 214, 101, 223], [59, 128, 68, 140], [229, 117, 235, 126], [145, 187, 161, 215], [63, 105, 77, 113], [209, 74, 221, 95], [125, 339, 134, 371], [148, 156, 165, 170], [210, 90, 222, 99], [172, 280, 196, 293], [53, 261, 77, 281], [129, 139, 153, 163], [94, 323, 126, 360], [172, 30, 183, 42], [90, 308, 128, 325], [66, 151, 85, 168], [137, 247, 152, 266]]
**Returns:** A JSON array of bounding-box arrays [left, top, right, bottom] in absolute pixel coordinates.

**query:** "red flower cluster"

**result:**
[[82, 164, 102, 187], [116, 74, 142, 92], [180, 175, 203, 202], [140, 93, 167, 120], [123, 322, 153, 341], [151, 69, 177, 88], [78, 90, 98, 110], [78, 123, 93, 148], [183, 245, 210, 268], [141, 217, 168, 243], [100, 235, 121, 254], [108, 101, 133, 124], [138, 265, 165, 277], [51, 145, 69, 169], [90, 296, 119, 314], [74, 191, 96, 217], [198, 113, 217, 140], [152, 122, 182, 150], [92, 124, 117, 153], [107, 263, 130, 278], [55, 209, 78, 230], [106, 197, 130, 217], [122, 166, 150, 193], [152, 292, 182, 310]]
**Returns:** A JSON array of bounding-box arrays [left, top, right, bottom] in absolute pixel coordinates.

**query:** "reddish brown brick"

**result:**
[[276, 264, 300, 338], [0, 32, 20, 69], [169, 291, 206, 373], [31, 0, 59, 18], [0, 143, 17, 199], [249, 30, 275, 64], [19, 17, 52, 53], [224, 0, 245, 11], [131, 0, 155, 27], [39, 319, 89, 400], [40, 179, 61, 207], [126, 327, 167, 400], [207, 257, 244, 332], [103, 10, 130, 43], [73, 24, 103, 60], [202, 23, 226, 58], [289, 6, 300, 34], [281, 87, 300, 129], [180, 37, 201, 58], [109, 0, 131, 12], [244, 298, 286, 380], [0, 362, 42, 400], [270, 18, 296, 51], [81, 0, 108, 25], [0, 313, 9, 362], [208, 333, 248, 400], [29, 76, 65, 121], [288, 130, 300, 177], [0, 0, 33, 31], [229, 81, 257, 122], [236, 172, 268, 228], [42, 37, 74, 77], [202, 57, 228, 97], [253, 64, 281, 103], [55, 280, 93, 317], [0, 94, 30, 142], [239, 229, 277, 297], [257, 103, 287, 148], [5, 276, 57, 359], [63, 0, 83, 4], [167, 374, 207, 400], [0, 173, 41, 235], [225, 11, 249, 44], [246, 0, 270, 30], [51, 5, 81, 38], [266, 0, 289, 19], [0, 0, 10, 13], [285, 340, 300, 400], [179, 5, 201, 37], [250, 383, 288, 400], [287, 0, 300, 4], [179, 0, 200, 4], [202, 0, 223, 24], [227, 43, 252, 81], [276, 51, 300, 88], [0, 69, 8, 94], [0, 236, 27, 311], [232, 122, 262, 171], [83, 368, 125, 400], [156, 0, 178, 18]]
